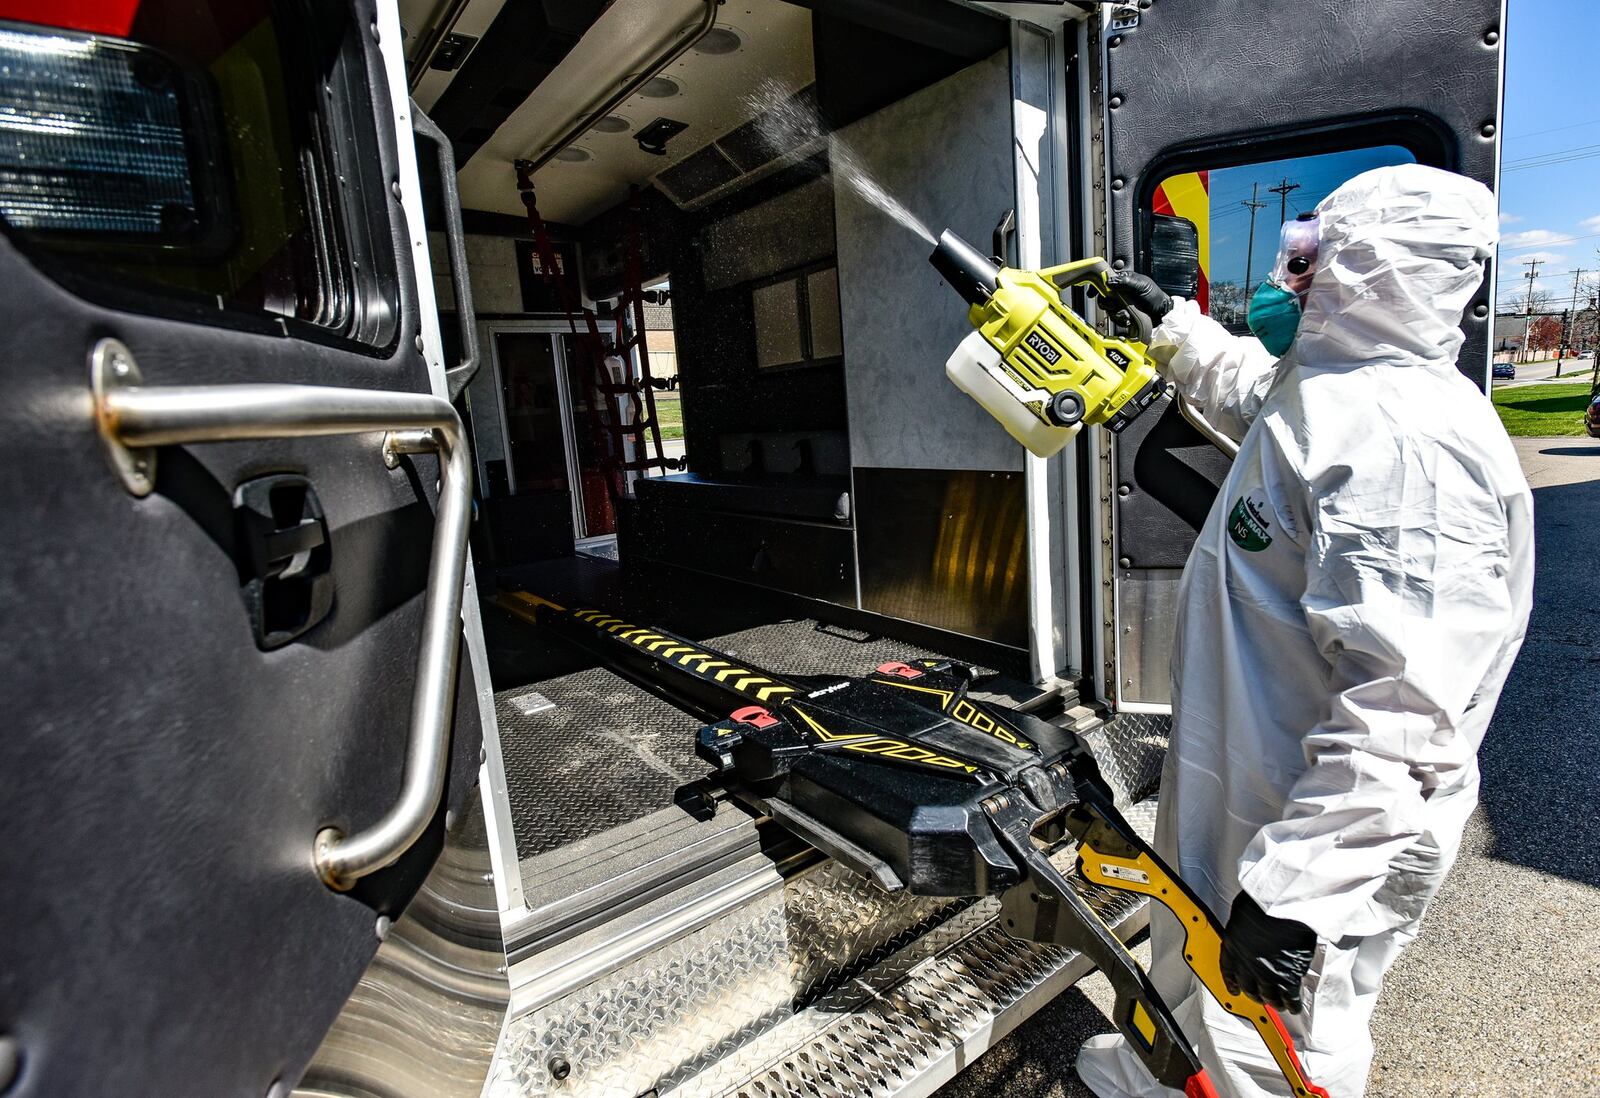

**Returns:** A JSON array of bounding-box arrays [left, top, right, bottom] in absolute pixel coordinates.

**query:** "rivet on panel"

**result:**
[[369, 20, 380, 41], [390, 179, 402, 199], [444, 808, 457, 832], [1109, 94, 1124, 109], [1473, 304, 1490, 319], [1480, 122, 1497, 139], [1119, 557, 1131, 569], [1109, 35, 1123, 48], [415, 334, 426, 353], [1483, 28, 1500, 46], [1117, 484, 1131, 497], [375, 915, 392, 941], [1112, 178, 1125, 192], [1112, 258, 1127, 270]]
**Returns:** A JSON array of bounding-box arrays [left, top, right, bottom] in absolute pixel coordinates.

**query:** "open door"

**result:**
[[1098, 0, 1506, 706], [0, 2, 484, 1094]]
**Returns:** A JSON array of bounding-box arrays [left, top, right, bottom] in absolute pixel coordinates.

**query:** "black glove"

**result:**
[[1103, 270, 1173, 327], [1218, 892, 1318, 1014]]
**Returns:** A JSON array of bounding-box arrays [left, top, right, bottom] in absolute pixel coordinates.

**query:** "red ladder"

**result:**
[[513, 164, 679, 509]]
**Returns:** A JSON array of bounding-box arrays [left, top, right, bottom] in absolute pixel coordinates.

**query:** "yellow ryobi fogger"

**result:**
[[929, 229, 1167, 456]]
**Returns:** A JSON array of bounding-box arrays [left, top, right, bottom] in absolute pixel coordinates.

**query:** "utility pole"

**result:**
[[1241, 182, 1269, 299], [1559, 268, 1584, 378], [1520, 257, 1541, 364], [1267, 178, 1301, 225]]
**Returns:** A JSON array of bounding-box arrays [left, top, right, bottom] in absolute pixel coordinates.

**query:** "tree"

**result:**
[[1208, 280, 1245, 327], [1506, 285, 1551, 362], [1529, 314, 1563, 355]]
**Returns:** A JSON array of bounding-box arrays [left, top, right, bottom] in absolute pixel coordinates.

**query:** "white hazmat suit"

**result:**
[[1078, 165, 1533, 1097]]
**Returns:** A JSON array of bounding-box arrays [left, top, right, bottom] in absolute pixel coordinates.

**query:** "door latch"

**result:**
[[233, 474, 333, 649]]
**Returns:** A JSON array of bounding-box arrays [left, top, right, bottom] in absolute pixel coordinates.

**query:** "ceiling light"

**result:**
[[635, 118, 688, 157], [692, 27, 742, 55], [639, 76, 680, 99], [593, 115, 631, 134], [554, 146, 592, 163]]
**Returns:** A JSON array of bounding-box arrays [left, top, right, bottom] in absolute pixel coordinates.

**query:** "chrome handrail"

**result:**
[[1175, 392, 1240, 459], [92, 341, 473, 890]]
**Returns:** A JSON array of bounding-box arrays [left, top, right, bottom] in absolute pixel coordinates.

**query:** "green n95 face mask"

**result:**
[[1247, 280, 1302, 356]]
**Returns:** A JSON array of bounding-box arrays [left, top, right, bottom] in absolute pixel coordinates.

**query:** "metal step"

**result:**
[[485, 799, 1158, 1098]]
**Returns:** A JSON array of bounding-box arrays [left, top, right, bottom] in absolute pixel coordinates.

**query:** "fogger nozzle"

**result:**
[[930, 229, 1000, 306]]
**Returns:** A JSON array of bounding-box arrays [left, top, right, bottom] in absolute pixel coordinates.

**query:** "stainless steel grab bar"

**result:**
[[1175, 392, 1240, 460], [91, 339, 473, 890]]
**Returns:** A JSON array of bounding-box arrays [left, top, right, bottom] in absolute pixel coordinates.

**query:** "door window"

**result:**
[[0, 2, 399, 347], [1149, 145, 1416, 328], [496, 332, 571, 493]]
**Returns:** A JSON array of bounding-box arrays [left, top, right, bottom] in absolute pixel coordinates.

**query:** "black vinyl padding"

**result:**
[[1106, 0, 1503, 568], [0, 5, 482, 1094]]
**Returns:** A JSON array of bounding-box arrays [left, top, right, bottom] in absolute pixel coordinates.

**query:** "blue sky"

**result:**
[[1204, 147, 1415, 296], [1496, 0, 1600, 310]]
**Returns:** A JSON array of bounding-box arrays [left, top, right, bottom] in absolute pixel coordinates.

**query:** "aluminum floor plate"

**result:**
[[498, 618, 946, 863]]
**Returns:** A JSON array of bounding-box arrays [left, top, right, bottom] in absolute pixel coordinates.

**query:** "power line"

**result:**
[[1504, 116, 1600, 142], [1502, 147, 1600, 173], [1503, 139, 1600, 166]]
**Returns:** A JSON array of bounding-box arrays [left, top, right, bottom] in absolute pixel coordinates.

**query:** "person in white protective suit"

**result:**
[[1077, 163, 1534, 1097]]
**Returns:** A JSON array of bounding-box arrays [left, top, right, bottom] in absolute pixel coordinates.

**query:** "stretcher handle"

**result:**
[[1076, 821, 1332, 1098], [987, 795, 1211, 1094]]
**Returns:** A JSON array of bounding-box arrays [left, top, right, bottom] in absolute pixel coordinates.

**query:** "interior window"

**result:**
[[1149, 145, 1416, 328], [0, 2, 398, 346]]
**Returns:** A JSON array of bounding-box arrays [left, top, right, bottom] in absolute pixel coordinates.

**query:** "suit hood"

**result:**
[[1293, 164, 1497, 370]]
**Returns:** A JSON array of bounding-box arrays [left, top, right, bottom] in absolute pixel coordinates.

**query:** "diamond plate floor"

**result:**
[[497, 617, 949, 863]]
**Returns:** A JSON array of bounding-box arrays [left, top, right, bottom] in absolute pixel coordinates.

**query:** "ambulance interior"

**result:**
[[403, 0, 1125, 937]]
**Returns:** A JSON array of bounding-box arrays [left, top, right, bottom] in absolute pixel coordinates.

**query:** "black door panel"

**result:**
[[0, 3, 482, 1094], [1101, 0, 1503, 703]]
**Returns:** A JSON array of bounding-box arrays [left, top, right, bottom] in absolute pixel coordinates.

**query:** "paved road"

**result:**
[[1495, 356, 1593, 388], [938, 436, 1600, 1098]]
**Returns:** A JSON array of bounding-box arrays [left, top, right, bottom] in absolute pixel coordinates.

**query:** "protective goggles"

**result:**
[[1269, 213, 1321, 300]]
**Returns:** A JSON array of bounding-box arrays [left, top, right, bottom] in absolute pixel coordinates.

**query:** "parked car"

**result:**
[[1586, 394, 1600, 438], [1493, 362, 1516, 380]]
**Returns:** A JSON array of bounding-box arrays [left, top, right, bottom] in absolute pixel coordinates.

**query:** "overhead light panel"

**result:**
[[429, 32, 477, 71], [635, 117, 688, 156]]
